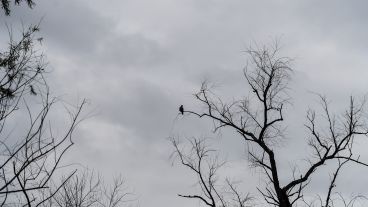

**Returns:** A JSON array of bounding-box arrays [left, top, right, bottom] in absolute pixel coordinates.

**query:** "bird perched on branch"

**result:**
[[29, 85, 37, 95], [179, 105, 184, 115]]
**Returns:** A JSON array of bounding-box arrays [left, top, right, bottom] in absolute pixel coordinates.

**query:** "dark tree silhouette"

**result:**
[[0, 23, 88, 206], [38, 169, 132, 207], [1, 0, 34, 15], [173, 42, 368, 207], [171, 138, 252, 207], [0, 3, 133, 207]]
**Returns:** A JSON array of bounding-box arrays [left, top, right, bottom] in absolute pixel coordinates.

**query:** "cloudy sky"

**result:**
[[2, 0, 368, 206]]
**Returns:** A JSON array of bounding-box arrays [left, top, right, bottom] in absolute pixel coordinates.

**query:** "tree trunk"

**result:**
[[278, 192, 292, 207]]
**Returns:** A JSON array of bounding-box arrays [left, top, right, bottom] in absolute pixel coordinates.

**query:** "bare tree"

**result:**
[[174, 42, 368, 207], [37, 169, 131, 207], [171, 138, 252, 207], [0, 3, 88, 206], [0, 3, 133, 207], [0, 23, 87, 206]]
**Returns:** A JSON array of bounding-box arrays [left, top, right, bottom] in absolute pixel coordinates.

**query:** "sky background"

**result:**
[[2, 0, 368, 206]]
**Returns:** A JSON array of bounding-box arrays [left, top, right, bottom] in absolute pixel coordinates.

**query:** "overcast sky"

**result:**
[[2, 0, 368, 206]]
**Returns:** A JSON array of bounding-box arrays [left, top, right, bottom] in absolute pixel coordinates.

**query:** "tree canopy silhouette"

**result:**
[[0, 2, 132, 207], [173, 42, 368, 207], [1, 0, 34, 15]]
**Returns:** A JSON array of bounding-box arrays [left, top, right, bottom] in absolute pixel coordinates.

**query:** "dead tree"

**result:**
[[171, 138, 252, 207], [39, 169, 131, 207], [1, 4, 132, 207], [0, 23, 87, 206], [174, 42, 368, 207]]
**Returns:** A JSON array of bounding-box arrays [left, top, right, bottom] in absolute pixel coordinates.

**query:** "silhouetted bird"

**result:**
[[179, 105, 184, 115], [29, 85, 37, 96]]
